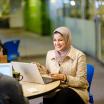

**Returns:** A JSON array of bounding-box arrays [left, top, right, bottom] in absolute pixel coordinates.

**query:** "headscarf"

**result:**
[[53, 26, 72, 64], [53, 26, 72, 49]]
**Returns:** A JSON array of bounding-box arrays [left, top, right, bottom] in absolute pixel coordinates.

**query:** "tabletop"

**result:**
[[21, 80, 60, 99]]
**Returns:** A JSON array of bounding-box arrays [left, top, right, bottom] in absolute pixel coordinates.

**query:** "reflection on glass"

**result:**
[[63, 0, 82, 18], [0, 0, 10, 18]]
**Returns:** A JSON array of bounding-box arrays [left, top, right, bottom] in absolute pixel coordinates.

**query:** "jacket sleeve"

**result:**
[[67, 54, 88, 89]]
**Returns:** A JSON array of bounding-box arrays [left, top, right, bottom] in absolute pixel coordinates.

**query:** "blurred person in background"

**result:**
[[0, 40, 7, 63], [0, 40, 7, 55]]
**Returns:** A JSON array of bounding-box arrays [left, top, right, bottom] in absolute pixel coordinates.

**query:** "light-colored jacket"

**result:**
[[46, 46, 89, 104]]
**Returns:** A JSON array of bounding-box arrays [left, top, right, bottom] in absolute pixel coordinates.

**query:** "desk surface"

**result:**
[[21, 81, 60, 99]]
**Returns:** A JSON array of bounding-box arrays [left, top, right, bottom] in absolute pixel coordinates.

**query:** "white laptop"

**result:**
[[0, 63, 13, 77], [11, 62, 53, 84]]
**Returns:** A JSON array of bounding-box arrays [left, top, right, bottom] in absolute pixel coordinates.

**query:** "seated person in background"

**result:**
[[0, 73, 29, 104], [43, 26, 89, 104], [0, 40, 7, 55], [0, 41, 7, 63]]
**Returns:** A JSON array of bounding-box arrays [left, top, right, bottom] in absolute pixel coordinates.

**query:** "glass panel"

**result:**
[[95, 0, 104, 62], [101, 20, 104, 61], [63, 0, 82, 18]]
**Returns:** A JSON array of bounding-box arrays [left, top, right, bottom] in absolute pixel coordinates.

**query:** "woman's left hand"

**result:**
[[50, 73, 66, 81]]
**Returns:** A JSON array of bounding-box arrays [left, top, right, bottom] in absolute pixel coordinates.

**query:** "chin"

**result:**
[[55, 48, 63, 52]]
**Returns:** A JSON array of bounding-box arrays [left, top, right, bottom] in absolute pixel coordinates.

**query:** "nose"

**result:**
[[55, 41, 60, 45]]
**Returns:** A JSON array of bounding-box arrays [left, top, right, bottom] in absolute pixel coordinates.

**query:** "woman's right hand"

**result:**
[[32, 62, 49, 74]]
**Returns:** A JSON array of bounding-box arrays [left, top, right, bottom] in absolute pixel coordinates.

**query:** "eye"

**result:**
[[58, 38, 64, 42], [59, 39, 63, 41]]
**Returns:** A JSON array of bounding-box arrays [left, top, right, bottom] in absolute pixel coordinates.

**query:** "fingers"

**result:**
[[50, 73, 64, 80]]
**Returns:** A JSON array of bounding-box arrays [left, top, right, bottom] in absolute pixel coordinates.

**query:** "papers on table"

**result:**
[[26, 87, 39, 93]]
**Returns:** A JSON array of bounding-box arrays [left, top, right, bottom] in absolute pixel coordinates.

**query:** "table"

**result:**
[[21, 80, 60, 99]]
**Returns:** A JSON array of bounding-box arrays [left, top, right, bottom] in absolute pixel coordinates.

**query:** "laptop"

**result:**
[[0, 63, 13, 77], [11, 62, 53, 84]]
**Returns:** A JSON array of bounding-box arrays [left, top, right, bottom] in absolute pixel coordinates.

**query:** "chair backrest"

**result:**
[[87, 64, 94, 104], [87, 64, 94, 91], [3, 40, 20, 62]]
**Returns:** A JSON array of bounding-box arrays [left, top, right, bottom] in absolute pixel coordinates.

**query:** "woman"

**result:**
[[44, 26, 89, 104]]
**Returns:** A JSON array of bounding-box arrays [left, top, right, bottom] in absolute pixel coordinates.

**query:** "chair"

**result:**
[[87, 64, 94, 104], [3, 40, 20, 62]]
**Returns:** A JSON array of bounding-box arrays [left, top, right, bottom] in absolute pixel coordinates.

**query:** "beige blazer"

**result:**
[[46, 46, 89, 104]]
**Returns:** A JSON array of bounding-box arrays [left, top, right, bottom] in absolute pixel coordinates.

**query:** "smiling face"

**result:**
[[53, 33, 66, 52]]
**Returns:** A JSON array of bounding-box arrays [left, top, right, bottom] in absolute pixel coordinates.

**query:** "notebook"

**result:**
[[11, 62, 53, 84], [0, 63, 13, 77]]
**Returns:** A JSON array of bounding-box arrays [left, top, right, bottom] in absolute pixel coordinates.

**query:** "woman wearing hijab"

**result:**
[[44, 27, 89, 104]]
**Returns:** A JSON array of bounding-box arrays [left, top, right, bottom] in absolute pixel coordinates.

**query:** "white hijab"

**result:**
[[53, 26, 72, 64]]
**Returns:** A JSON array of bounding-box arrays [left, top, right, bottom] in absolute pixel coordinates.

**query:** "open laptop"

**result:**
[[11, 62, 53, 84], [0, 63, 13, 77]]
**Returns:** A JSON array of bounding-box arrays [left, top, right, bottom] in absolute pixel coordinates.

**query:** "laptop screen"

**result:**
[[0, 63, 12, 77], [11, 62, 45, 84]]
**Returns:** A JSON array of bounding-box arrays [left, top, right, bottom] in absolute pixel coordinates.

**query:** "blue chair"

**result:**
[[87, 64, 94, 104], [3, 40, 20, 62]]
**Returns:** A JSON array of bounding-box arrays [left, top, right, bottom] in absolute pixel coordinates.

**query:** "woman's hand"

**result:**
[[50, 73, 66, 81], [32, 62, 49, 74]]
